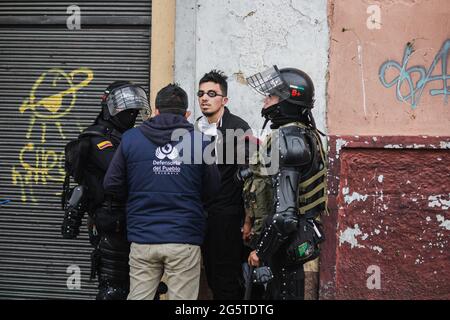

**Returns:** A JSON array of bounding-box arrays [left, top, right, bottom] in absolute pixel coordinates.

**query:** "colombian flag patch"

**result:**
[[97, 140, 113, 150]]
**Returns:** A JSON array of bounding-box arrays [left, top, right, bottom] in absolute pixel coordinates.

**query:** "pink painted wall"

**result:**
[[321, 0, 450, 299], [327, 0, 450, 136]]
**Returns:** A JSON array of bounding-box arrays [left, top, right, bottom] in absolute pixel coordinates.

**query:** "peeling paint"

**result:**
[[180, 0, 329, 132], [335, 138, 348, 159], [339, 224, 365, 248], [428, 194, 450, 210], [436, 215, 450, 230], [384, 144, 402, 149], [342, 187, 349, 195], [372, 246, 383, 254], [344, 191, 369, 205], [377, 175, 384, 183], [383, 143, 433, 149], [440, 141, 450, 149], [338, 225, 388, 255]]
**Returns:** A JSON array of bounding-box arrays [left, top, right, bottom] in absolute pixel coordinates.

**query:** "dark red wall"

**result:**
[[320, 136, 450, 299]]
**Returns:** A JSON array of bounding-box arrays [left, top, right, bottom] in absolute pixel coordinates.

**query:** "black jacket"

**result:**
[[196, 107, 251, 217], [83, 118, 122, 212]]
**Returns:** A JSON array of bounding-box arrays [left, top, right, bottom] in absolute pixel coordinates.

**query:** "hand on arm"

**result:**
[[247, 250, 260, 268]]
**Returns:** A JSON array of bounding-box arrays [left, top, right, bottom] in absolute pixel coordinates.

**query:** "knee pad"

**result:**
[[97, 233, 130, 282]]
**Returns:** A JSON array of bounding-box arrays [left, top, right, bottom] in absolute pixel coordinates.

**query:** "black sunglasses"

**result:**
[[197, 90, 225, 98]]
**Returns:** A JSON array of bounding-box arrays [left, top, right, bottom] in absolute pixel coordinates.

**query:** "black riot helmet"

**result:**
[[246, 66, 315, 128], [101, 81, 150, 132]]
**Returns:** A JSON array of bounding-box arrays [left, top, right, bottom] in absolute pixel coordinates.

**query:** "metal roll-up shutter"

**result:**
[[0, 1, 151, 299]]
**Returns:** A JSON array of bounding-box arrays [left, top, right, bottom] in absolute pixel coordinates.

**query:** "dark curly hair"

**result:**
[[199, 69, 228, 96]]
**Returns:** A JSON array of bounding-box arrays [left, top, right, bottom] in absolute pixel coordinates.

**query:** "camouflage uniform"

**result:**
[[242, 122, 328, 300]]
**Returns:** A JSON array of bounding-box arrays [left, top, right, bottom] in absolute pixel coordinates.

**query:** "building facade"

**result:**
[[0, 0, 448, 299]]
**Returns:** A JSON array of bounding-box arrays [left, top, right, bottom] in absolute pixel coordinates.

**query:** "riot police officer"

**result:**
[[61, 81, 149, 299], [240, 66, 328, 300]]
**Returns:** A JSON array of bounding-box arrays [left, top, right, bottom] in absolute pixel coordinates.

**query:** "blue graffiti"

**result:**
[[379, 39, 450, 109], [0, 199, 11, 206]]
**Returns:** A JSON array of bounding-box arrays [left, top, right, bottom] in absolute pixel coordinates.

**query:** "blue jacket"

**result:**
[[103, 113, 220, 245]]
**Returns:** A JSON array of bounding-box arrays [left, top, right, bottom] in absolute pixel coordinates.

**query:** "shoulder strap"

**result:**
[[79, 124, 108, 139]]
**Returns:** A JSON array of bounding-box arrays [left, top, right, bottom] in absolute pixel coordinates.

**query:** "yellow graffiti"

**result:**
[[12, 143, 66, 202], [13, 67, 94, 203], [20, 67, 93, 142]]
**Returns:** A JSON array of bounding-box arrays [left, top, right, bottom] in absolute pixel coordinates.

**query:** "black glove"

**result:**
[[235, 165, 253, 184], [61, 186, 86, 239], [253, 266, 274, 284]]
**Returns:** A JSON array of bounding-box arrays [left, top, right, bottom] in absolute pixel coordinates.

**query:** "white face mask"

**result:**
[[197, 116, 221, 164], [197, 116, 218, 137]]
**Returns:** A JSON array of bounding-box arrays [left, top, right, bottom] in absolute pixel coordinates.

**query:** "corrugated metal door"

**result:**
[[0, 1, 151, 299]]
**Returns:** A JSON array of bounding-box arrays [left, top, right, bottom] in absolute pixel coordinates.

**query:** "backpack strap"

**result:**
[[79, 124, 109, 139]]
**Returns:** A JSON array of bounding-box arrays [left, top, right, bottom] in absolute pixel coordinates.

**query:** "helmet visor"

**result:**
[[106, 85, 149, 117], [246, 65, 290, 100]]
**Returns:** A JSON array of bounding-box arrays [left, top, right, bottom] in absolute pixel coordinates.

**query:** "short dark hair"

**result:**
[[155, 83, 188, 115], [199, 69, 228, 96]]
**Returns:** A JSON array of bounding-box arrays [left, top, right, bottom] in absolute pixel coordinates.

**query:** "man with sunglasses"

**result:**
[[195, 70, 251, 300]]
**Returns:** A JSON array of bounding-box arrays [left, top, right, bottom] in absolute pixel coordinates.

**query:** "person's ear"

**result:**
[[185, 110, 192, 119], [222, 96, 229, 106]]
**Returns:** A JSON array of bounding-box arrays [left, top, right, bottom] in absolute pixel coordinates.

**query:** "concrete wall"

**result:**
[[175, 0, 329, 134], [322, 0, 450, 299]]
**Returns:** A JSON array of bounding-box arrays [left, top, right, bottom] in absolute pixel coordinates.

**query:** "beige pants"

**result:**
[[127, 242, 201, 300]]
